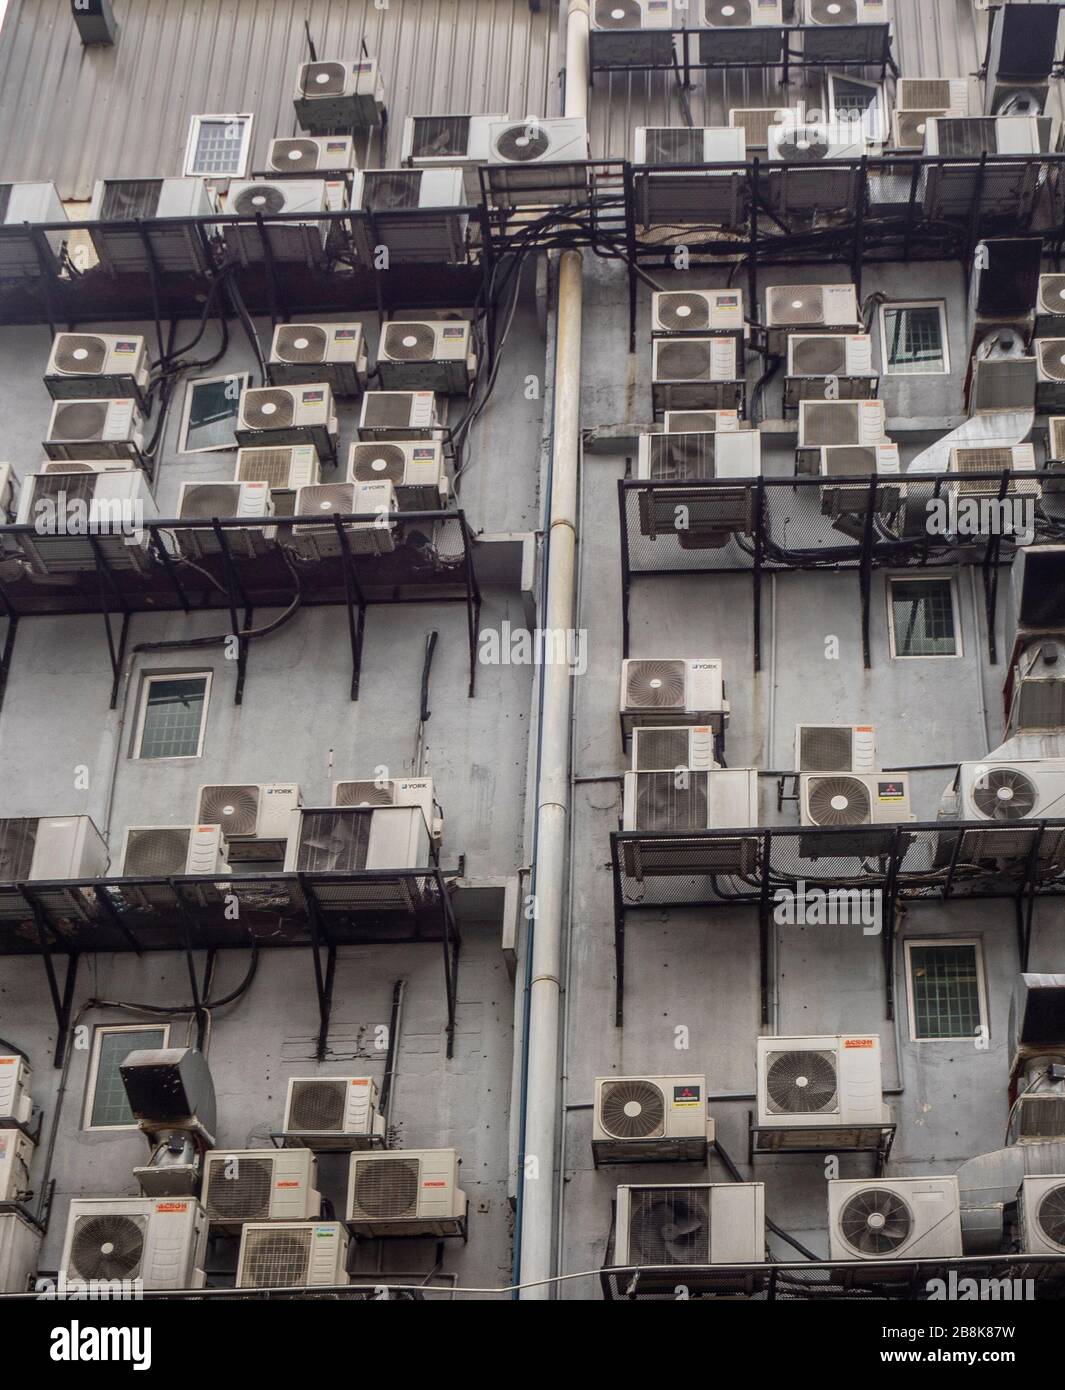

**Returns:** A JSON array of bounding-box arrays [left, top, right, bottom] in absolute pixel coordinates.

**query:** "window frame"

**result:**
[[178, 371, 249, 455], [132, 671, 213, 762], [887, 574, 963, 661], [878, 299, 951, 377], [825, 72, 887, 148], [183, 113, 254, 179], [83, 1022, 171, 1131], [904, 937, 989, 1043]]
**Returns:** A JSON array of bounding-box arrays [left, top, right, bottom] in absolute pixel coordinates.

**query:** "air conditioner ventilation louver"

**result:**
[[903, 80, 956, 110], [70, 1215, 145, 1282], [205, 1157, 274, 1221], [333, 781, 396, 807], [645, 129, 705, 164], [270, 139, 328, 173], [633, 772, 709, 830], [123, 828, 190, 877], [655, 293, 715, 332], [494, 125, 552, 162], [0, 819, 37, 881], [793, 337, 848, 376], [626, 660, 687, 709], [294, 811, 372, 873], [1038, 1186, 1065, 1247], [839, 1188, 912, 1256], [233, 185, 288, 217], [240, 1228, 312, 1287], [236, 448, 303, 488], [769, 287, 824, 326], [656, 340, 722, 379], [800, 727, 854, 772], [349, 444, 407, 485], [99, 181, 162, 220], [765, 1049, 838, 1114], [51, 401, 110, 440], [351, 1157, 420, 1219], [1039, 340, 1065, 383], [179, 485, 243, 519], [633, 729, 693, 771], [288, 1080, 347, 1132], [197, 785, 260, 838], [360, 172, 421, 210], [53, 335, 109, 375], [595, 0, 644, 24], [599, 1079, 666, 1139], [274, 326, 329, 363], [972, 768, 1038, 820], [383, 324, 438, 360], [243, 390, 296, 431], [409, 116, 471, 159], [300, 62, 346, 98], [805, 775, 871, 825], [627, 1187, 710, 1266], [808, 0, 859, 21]]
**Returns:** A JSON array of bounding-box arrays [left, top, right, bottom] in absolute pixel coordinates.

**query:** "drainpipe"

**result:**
[[516, 0, 589, 1300]]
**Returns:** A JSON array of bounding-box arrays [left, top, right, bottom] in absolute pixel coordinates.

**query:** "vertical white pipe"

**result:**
[[518, 0, 589, 1299]]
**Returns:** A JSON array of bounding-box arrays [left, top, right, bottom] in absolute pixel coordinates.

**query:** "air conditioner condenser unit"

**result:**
[[357, 391, 440, 440], [331, 778, 441, 843], [634, 127, 747, 226], [201, 1149, 320, 1231], [236, 384, 338, 458], [377, 320, 476, 395], [352, 168, 468, 266], [485, 117, 589, 209], [621, 768, 761, 878], [614, 1182, 766, 1273], [0, 816, 108, 884], [0, 1213, 41, 1295], [234, 445, 321, 517], [829, 1178, 962, 1261], [269, 322, 367, 397], [593, 1075, 712, 1164], [267, 135, 357, 177], [795, 724, 877, 774], [236, 1221, 349, 1288], [1018, 1175, 1065, 1255], [620, 659, 729, 733], [0, 1055, 33, 1126], [818, 444, 903, 526], [120, 825, 230, 878], [1036, 338, 1065, 408], [45, 333, 150, 408], [700, 0, 786, 66], [43, 398, 145, 465], [636, 431, 761, 541], [295, 56, 385, 130], [400, 113, 510, 199], [948, 444, 1040, 500], [662, 410, 741, 433], [60, 1198, 209, 1290], [15, 469, 158, 575], [88, 178, 215, 274], [287, 480, 397, 559], [652, 337, 744, 414], [0, 1130, 34, 1204], [766, 284, 860, 349], [798, 400, 886, 448], [1037, 274, 1065, 337], [590, 0, 678, 69], [195, 783, 302, 843], [224, 180, 330, 267], [282, 1077, 386, 1150], [0, 182, 66, 276], [652, 289, 745, 337], [957, 759, 1065, 822], [284, 805, 433, 887], [757, 1035, 889, 1144], [348, 439, 448, 511], [786, 333, 877, 403], [172, 480, 274, 560], [346, 1149, 466, 1237], [799, 772, 912, 829]]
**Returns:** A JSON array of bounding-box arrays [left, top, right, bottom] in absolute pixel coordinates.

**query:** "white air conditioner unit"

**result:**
[[1036, 338, 1065, 405], [88, 178, 214, 274], [45, 333, 150, 407], [0, 1056, 33, 1126], [1010, 640, 1065, 733], [614, 1182, 765, 1267], [0, 816, 108, 883], [224, 180, 329, 266], [39, 459, 134, 473], [788, 333, 875, 381], [623, 767, 759, 831], [652, 289, 745, 337], [652, 337, 743, 413], [120, 825, 230, 877], [769, 123, 868, 163], [636, 431, 760, 541], [729, 107, 793, 151], [758, 1035, 888, 1139], [284, 804, 432, 882], [282, 1077, 386, 1149], [234, 445, 321, 513], [700, 1, 786, 65], [593, 1076, 711, 1163], [269, 323, 367, 397], [173, 480, 274, 560], [1018, 1175, 1065, 1255], [829, 1178, 962, 1260], [377, 320, 477, 395], [401, 114, 510, 198], [236, 1221, 348, 1288], [795, 724, 877, 774], [818, 444, 903, 522], [202, 1149, 319, 1228], [351, 168, 468, 265], [358, 391, 440, 440], [1037, 273, 1065, 336], [968, 357, 1038, 414], [195, 784, 301, 842], [958, 759, 1065, 822], [486, 118, 589, 209], [1050, 417, 1065, 462], [236, 384, 338, 457], [923, 115, 1043, 156], [948, 443, 1040, 498], [0, 182, 66, 276], [295, 57, 385, 130], [60, 1198, 209, 1290], [798, 400, 886, 448], [638, 430, 761, 482], [635, 127, 746, 166], [800, 773, 912, 827], [0, 1130, 33, 1204], [766, 284, 860, 334], [267, 135, 356, 176], [331, 778, 440, 843], [662, 410, 741, 433], [631, 726, 718, 772], [621, 659, 729, 734], [803, 0, 890, 26], [591, 0, 678, 69], [634, 128, 746, 226], [288, 480, 397, 559], [43, 398, 144, 464], [346, 1150, 466, 1237], [893, 80, 971, 151], [15, 470, 157, 575], [0, 1213, 41, 1295], [348, 438, 448, 511]]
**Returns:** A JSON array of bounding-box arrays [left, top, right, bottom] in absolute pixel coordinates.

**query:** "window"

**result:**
[[905, 940, 987, 1042], [880, 302, 950, 376], [184, 114, 253, 178], [133, 673, 211, 760], [827, 74, 886, 145], [888, 577, 961, 659], [85, 1024, 170, 1129], [179, 373, 248, 453]]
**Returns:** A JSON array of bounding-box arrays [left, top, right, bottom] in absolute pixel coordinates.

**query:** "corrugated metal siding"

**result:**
[[0, 0, 563, 199]]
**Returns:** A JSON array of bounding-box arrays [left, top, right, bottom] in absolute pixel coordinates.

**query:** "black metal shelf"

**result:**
[[0, 867, 461, 1067], [590, 22, 897, 80], [618, 472, 1062, 672], [610, 818, 1065, 1028], [0, 509, 483, 711], [747, 1112, 896, 1171]]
